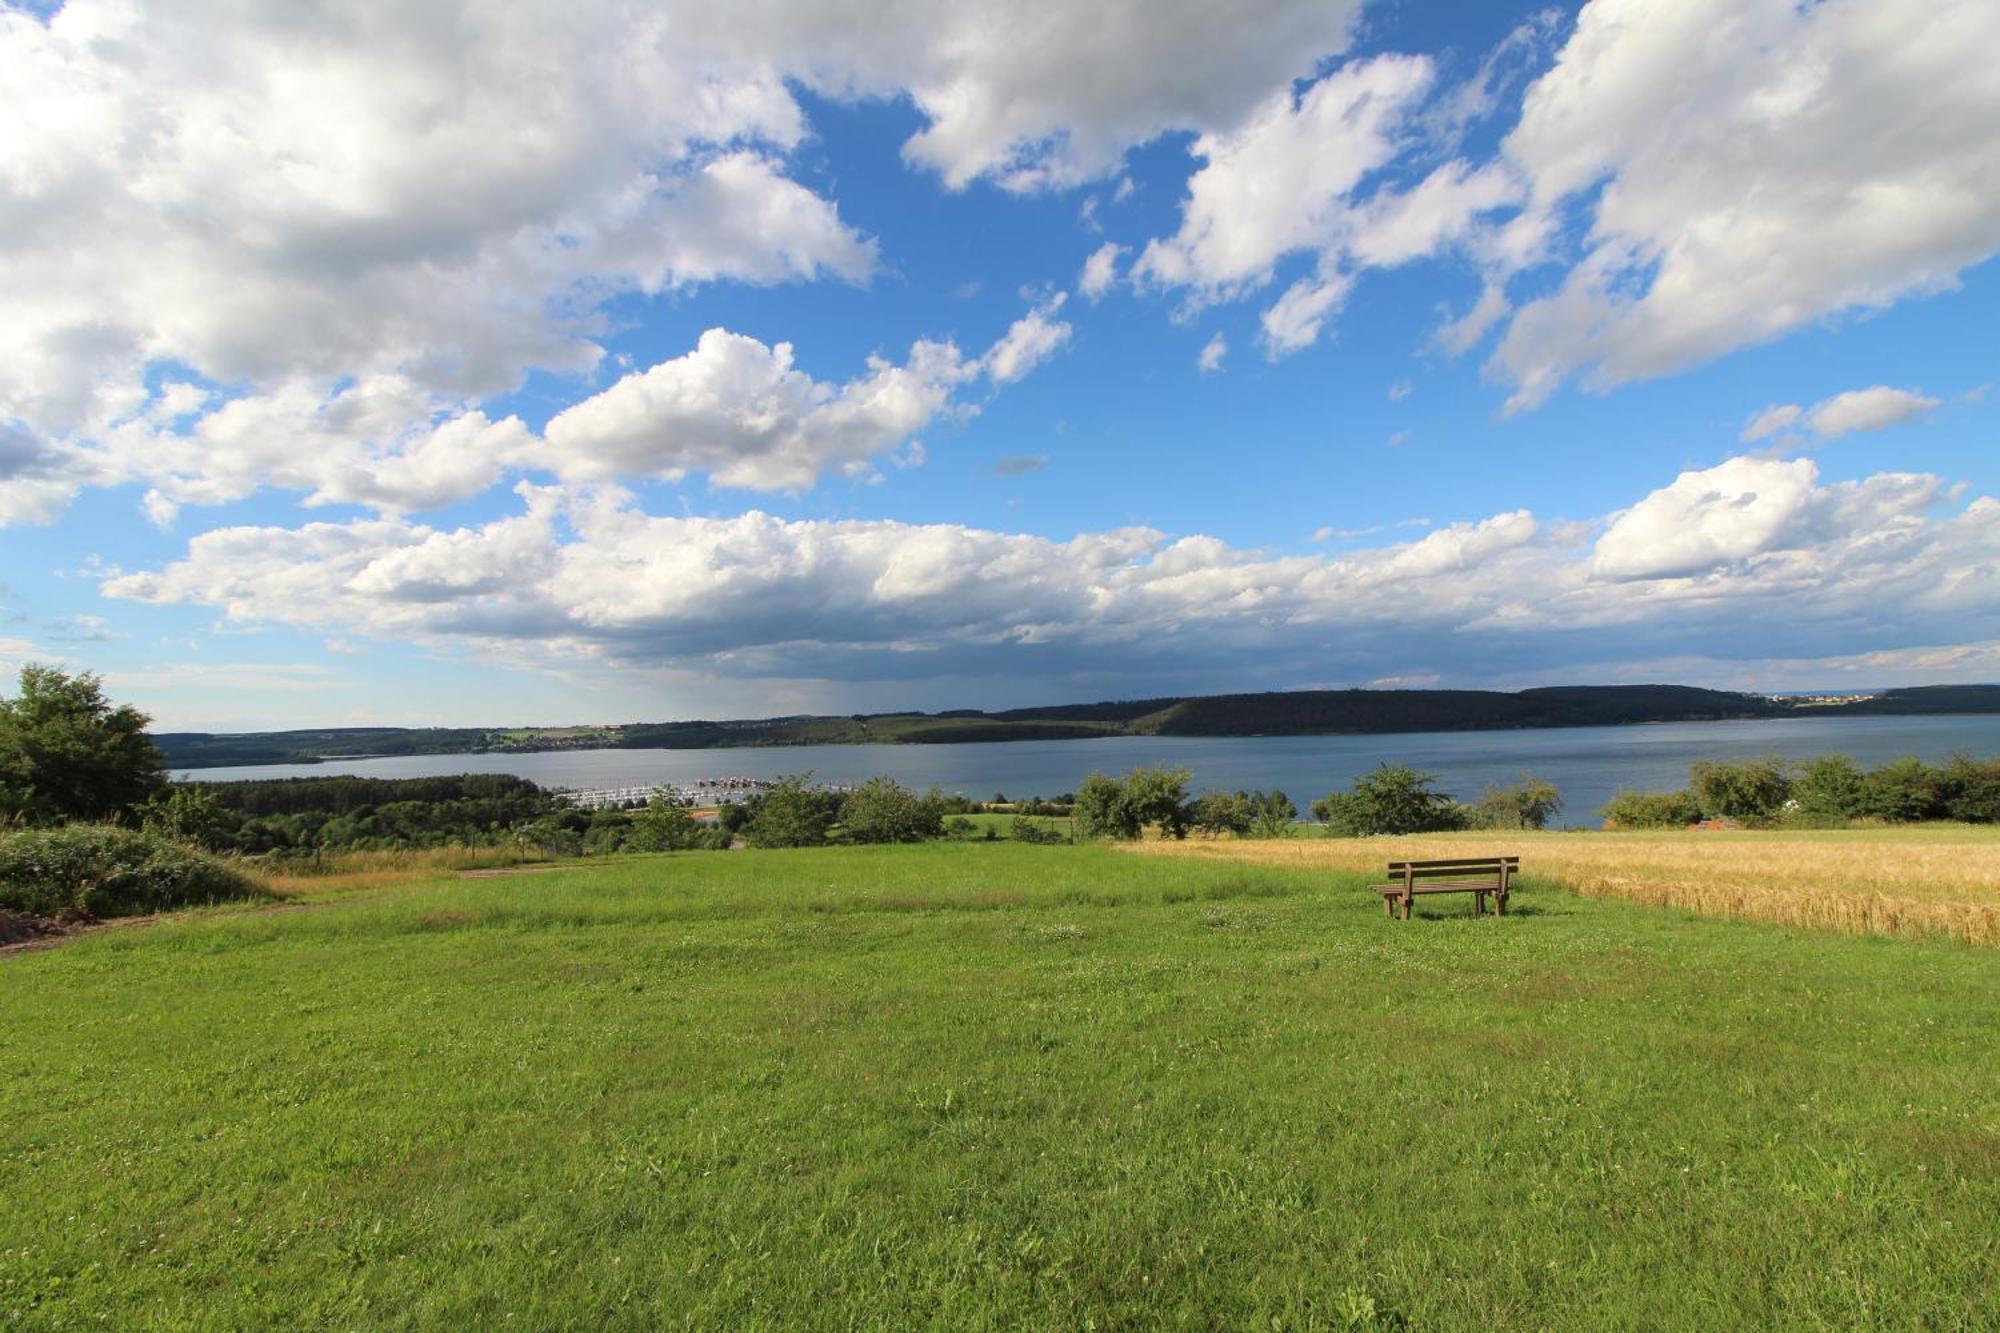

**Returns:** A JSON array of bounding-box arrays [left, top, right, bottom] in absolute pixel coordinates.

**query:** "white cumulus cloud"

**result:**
[[543, 331, 976, 493], [104, 458, 2000, 692], [1490, 0, 2000, 410], [1805, 387, 1941, 439], [1079, 243, 1125, 300], [1740, 404, 1804, 444], [1740, 386, 1941, 446], [982, 295, 1074, 385]]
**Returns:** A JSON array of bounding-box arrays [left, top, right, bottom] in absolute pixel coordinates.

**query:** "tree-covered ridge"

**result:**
[[150, 683, 2000, 770]]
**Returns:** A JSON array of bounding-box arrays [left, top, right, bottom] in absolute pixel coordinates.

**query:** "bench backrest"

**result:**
[[1386, 856, 1517, 876]]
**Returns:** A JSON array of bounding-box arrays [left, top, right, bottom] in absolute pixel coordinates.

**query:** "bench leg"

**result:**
[[1473, 890, 1484, 918], [1496, 891, 1507, 917], [1401, 895, 1412, 921], [1383, 893, 1394, 919]]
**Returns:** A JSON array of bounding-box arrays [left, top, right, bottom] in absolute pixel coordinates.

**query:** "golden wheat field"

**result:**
[[1128, 825, 2000, 945]]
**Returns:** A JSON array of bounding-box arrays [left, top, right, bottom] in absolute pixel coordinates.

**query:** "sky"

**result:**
[[1, 0, 1997, 732]]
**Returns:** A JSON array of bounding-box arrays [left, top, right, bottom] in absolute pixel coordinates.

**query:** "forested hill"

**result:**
[[150, 683, 2000, 770]]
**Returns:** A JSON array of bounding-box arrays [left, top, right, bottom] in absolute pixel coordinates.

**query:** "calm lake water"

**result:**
[[177, 714, 2000, 828]]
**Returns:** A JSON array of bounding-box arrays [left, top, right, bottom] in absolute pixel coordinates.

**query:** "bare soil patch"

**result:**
[[0, 909, 70, 951]]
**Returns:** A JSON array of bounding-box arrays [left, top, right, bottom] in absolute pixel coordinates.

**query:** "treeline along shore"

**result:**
[[152, 682, 2000, 770]]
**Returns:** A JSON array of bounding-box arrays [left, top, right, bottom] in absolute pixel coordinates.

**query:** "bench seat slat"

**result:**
[[1376, 880, 1504, 892]]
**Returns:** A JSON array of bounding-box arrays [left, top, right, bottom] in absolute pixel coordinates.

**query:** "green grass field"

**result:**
[[3, 844, 1995, 1328], [950, 811, 1075, 837]]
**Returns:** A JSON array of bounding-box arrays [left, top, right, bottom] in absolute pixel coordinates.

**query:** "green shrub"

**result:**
[[1124, 765, 1194, 839], [1188, 791, 1252, 838], [1939, 754, 2000, 823], [838, 777, 946, 844], [1245, 790, 1297, 839], [1861, 757, 1943, 823], [1791, 755, 1867, 820], [744, 775, 836, 848], [627, 792, 709, 852], [1468, 776, 1562, 830], [1072, 772, 1140, 840], [1688, 758, 1792, 822], [1073, 765, 1192, 840], [1600, 789, 1702, 829], [1312, 765, 1465, 837], [0, 824, 269, 918]]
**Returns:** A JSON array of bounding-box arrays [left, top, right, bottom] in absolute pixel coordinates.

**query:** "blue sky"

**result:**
[[2, 0, 1997, 730]]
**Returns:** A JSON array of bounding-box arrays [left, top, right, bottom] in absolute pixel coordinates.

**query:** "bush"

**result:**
[[1600, 789, 1702, 829], [140, 786, 230, 846], [627, 792, 709, 852], [1791, 755, 1867, 821], [1188, 791, 1252, 838], [744, 775, 836, 848], [1072, 771, 1140, 839], [1125, 765, 1194, 839], [1468, 776, 1562, 830], [1073, 765, 1192, 840], [0, 824, 269, 918], [1861, 757, 1943, 823], [1245, 790, 1297, 839], [1939, 753, 2000, 823], [1312, 765, 1464, 836], [1689, 758, 1792, 822], [839, 777, 945, 844]]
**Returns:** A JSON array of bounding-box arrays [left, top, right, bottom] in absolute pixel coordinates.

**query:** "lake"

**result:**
[[176, 713, 2000, 828]]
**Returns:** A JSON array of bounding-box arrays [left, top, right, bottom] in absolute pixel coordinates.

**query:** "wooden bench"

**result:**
[[1370, 856, 1518, 920]]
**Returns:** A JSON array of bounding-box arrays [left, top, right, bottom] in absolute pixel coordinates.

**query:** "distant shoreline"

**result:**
[[154, 682, 2000, 771]]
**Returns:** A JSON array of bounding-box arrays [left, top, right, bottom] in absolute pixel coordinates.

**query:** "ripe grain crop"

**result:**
[[1128, 825, 2000, 945]]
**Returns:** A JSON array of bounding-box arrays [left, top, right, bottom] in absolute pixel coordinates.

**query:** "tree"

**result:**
[[1073, 765, 1193, 840], [839, 777, 945, 844], [0, 665, 166, 825], [517, 815, 584, 857], [744, 774, 834, 848], [1189, 791, 1252, 838], [628, 790, 703, 852], [1245, 790, 1297, 839], [1688, 758, 1792, 821], [1072, 771, 1140, 840], [1470, 776, 1562, 830], [1125, 764, 1194, 839], [1792, 755, 1867, 820], [1312, 764, 1464, 837]]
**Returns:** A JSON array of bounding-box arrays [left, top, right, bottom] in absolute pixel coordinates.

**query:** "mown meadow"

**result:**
[[3, 840, 1995, 1329]]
